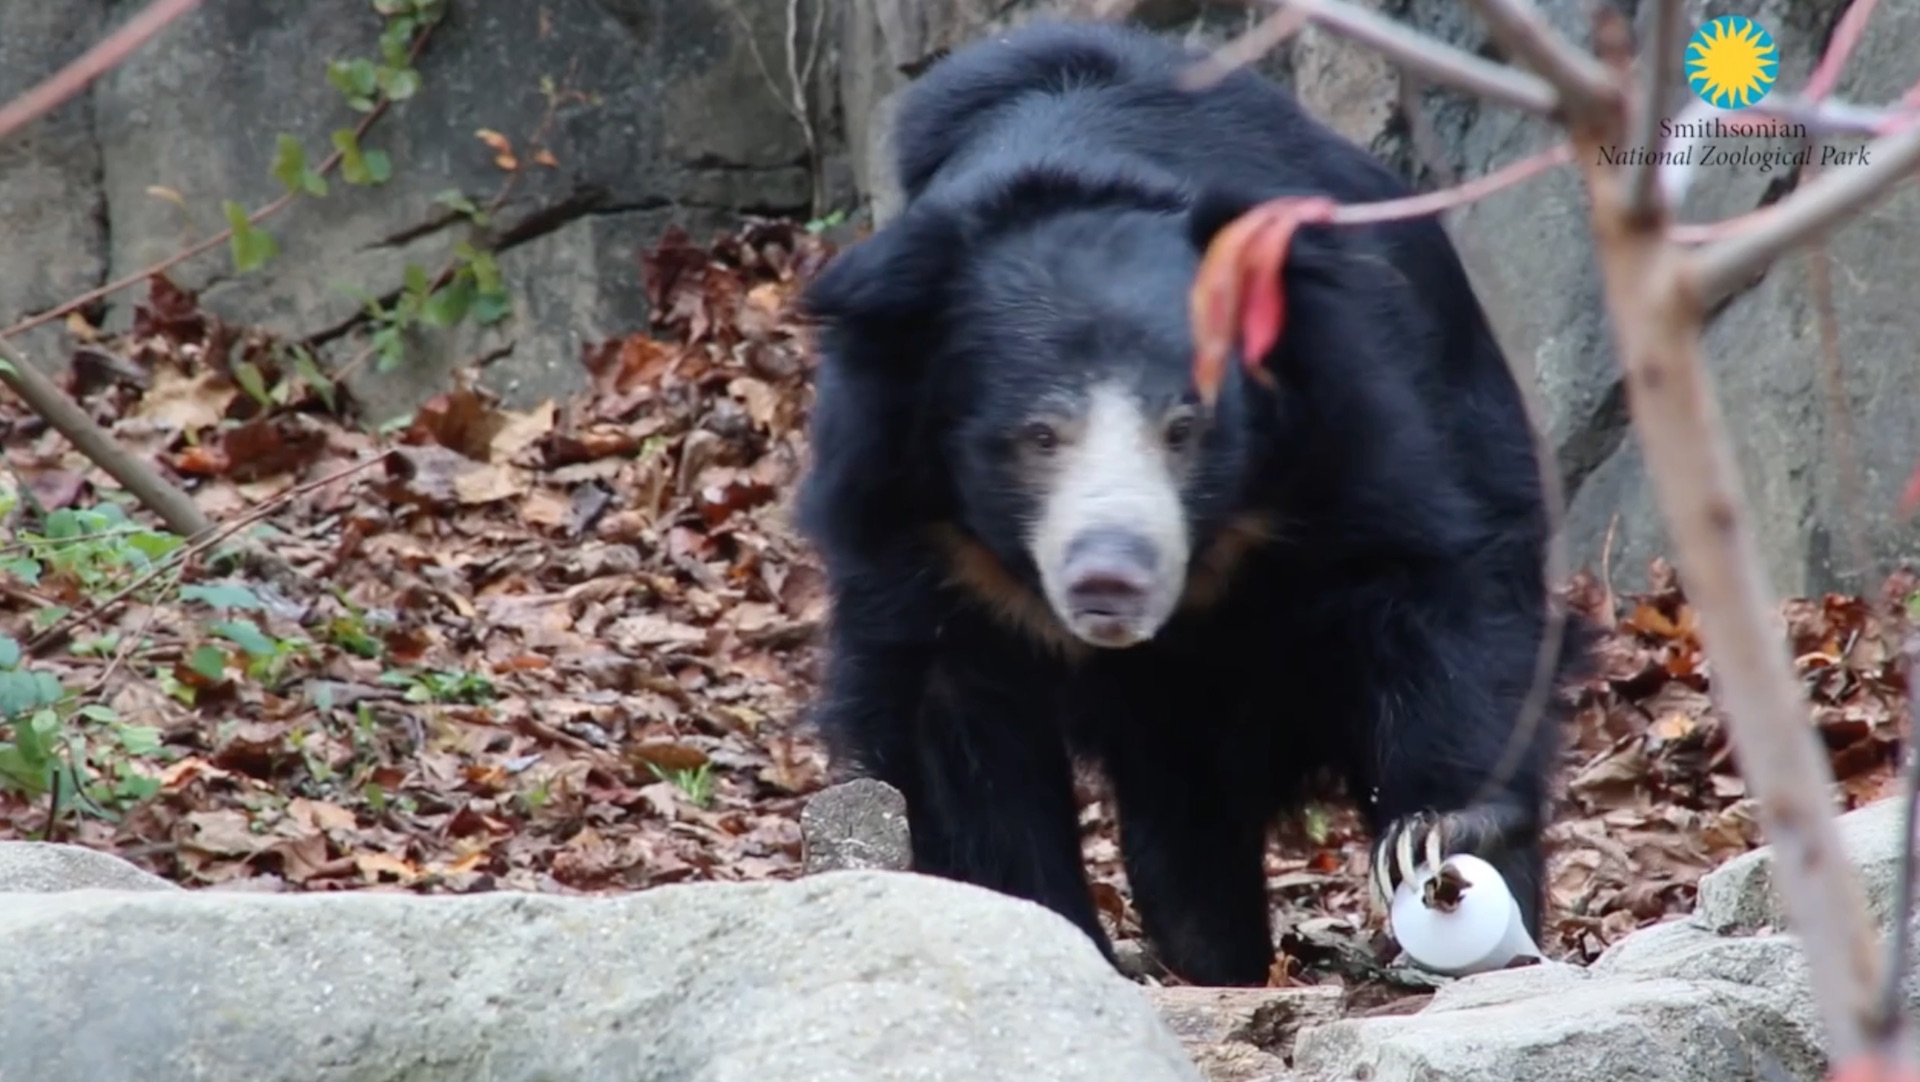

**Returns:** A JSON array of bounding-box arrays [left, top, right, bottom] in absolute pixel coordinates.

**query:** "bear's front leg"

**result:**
[[1350, 607, 1559, 941], [1103, 736, 1274, 987], [908, 651, 1114, 962]]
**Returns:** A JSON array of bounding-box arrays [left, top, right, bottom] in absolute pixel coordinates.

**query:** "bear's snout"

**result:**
[[1061, 529, 1161, 646]]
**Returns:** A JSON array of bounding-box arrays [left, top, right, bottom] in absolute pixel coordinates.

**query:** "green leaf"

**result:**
[[379, 23, 416, 69], [0, 634, 19, 670], [376, 66, 421, 102], [290, 348, 337, 412], [433, 189, 479, 217], [0, 557, 42, 586], [179, 583, 265, 611], [41, 508, 84, 540], [332, 128, 370, 185], [467, 250, 503, 294], [374, 326, 407, 373], [326, 58, 380, 110], [403, 263, 432, 300], [473, 290, 513, 326], [116, 725, 163, 756], [421, 279, 473, 328], [77, 704, 118, 723], [0, 747, 50, 795], [20, 709, 60, 766], [188, 645, 229, 682], [223, 201, 279, 273], [210, 619, 278, 658], [233, 360, 271, 406], [330, 127, 392, 186], [0, 671, 39, 717], [30, 672, 62, 709], [361, 148, 393, 184], [125, 531, 184, 562], [270, 134, 328, 197]]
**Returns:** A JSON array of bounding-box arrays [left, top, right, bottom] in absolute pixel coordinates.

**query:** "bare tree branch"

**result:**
[[0, 0, 206, 145], [0, 343, 211, 542], [1179, 7, 1312, 90], [1204, 0, 1919, 1069], [1624, 0, 1685, 218], [1694, 116, 1920, 304], [1272, 0, 1558, 116], [1329, 143, 1572, 224], [1461, 0, 1617, 126], [1577, 171, 1892, 1070]]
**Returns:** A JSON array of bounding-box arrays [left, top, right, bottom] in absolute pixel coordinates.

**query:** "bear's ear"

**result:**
[[798, 206, 966, 339]]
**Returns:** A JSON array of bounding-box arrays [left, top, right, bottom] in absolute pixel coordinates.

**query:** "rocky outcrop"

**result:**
[[0, 861, 1205, 1082]]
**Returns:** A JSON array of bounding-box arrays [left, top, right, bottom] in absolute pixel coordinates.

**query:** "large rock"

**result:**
[[0, 842, 179, 893], [0, 862, 1204, 1082], [1694, 791, 1914, 935]]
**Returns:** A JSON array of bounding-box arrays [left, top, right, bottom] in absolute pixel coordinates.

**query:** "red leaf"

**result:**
[[1188, 196, 1336, 406]]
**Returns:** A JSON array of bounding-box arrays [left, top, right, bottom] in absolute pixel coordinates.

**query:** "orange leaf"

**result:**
[[1188, 196, 1335, 407], [475, 128, 518, 171]]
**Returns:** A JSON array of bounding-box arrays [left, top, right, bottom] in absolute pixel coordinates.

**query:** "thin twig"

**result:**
[[1623, 0, 1684, 219], [1273, 0, 1558, 116], [1329, 143, 1574, 223], [0, 0, 207, 145], [1461, 0, 1618, 127], [1693, 114, 1920, 304], [1180, 6, 1313, 91]]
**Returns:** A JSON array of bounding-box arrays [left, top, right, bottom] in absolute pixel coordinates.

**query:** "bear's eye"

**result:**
[[1164, 414, 1196, 451], [1021, 422, 1060, 452]]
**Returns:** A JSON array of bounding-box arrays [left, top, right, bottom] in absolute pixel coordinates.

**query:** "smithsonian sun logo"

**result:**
[[1685, 16, 1779, 109]]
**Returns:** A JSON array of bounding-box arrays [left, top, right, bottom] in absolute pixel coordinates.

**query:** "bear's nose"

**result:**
[[1064, 530, 1157, 617]]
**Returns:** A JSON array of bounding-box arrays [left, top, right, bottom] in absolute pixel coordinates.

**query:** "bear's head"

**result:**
[[797, 167, 1359, 651]]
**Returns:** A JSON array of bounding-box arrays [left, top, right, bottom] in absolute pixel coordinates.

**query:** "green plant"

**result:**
[[380, 667, 497, 705], [2, 504, 185, 600], [0, 635, 166, 821], [649, 761, 716, 808]]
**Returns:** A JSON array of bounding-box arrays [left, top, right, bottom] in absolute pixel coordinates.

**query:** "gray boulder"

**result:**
[[0, 859, 1204, 1082], [0, 842, 179, 893]]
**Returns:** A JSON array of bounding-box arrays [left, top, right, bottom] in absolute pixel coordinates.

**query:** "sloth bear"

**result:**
[[793, 19, 1597, 987]]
